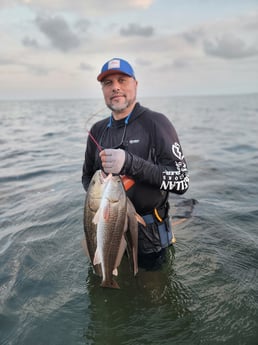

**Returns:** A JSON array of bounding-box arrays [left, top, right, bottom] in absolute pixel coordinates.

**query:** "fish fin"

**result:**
[[135, 213, 146, 226], [101, 279, 120, 289], [133, 247, 138, 276], [93, 249, 101, 265], [81, 237, 90, 257], [125, 203, 139, 275], [126, 197, 145, 226], [92, 209, 100, 224], [103, 203, 110, 221], [93, 265, 103, 277], [173, 218, 187, 226], [112, 268, 118, 276], [114, 236, 127, 272]]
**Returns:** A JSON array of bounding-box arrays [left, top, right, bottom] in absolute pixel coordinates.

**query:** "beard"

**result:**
[[106, 95, 135, 114], [107, 102, 129, 113]]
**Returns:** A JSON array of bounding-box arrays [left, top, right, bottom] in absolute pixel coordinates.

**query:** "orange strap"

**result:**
[[154, 208, 163, 222], [121, 175, 135, 191]]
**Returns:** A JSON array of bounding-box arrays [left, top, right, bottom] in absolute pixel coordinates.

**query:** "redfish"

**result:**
[[93, 174, 127, 289]]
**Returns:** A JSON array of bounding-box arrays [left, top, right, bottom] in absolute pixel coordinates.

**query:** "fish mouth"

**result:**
[[99, 170, 107, 184]]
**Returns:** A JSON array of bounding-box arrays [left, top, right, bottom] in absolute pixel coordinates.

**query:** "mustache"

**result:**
[[110, 92, 125, 98]]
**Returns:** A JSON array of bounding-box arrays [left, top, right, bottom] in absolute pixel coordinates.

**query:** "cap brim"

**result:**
[[97, 70, 132, 82]]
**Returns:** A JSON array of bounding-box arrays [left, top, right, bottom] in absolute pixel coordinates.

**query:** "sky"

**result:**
[[0, 0, 258, 100]]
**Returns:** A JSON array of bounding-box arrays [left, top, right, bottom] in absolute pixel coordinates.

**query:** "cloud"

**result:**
[[203, 34, 258, 59], [0, 58, 15, 65], [28, 64, 52, 75], [1, 1, 257, 99], [135, 58, 152, 66], [1, 0, 154, 14], [240, 11, 258, 30], [0, 55, 52, 75], [128, 0, 153, 9], [173, 58, 190, 69], [75, 19, 91, 33], [79, 62, 93, 71], [181, 29, 203, 45], [120, 23, 154, 37], [35, 15, 80, 52], [22, 36, 39, 48], [0, 0, 14, 7]]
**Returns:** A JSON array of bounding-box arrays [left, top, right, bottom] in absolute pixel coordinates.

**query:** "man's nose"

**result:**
[[112, 80, 120, 91]]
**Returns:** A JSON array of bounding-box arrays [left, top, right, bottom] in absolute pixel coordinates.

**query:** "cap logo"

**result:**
[[108, 59, 120, 70]]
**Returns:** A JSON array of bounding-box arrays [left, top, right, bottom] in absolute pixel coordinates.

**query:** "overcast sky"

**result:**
[[0, 0, 258, 100]]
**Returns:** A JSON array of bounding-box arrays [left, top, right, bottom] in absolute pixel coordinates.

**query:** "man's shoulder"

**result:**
[[138, 104, 171, 126]]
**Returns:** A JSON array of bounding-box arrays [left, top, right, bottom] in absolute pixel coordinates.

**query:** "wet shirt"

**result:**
[[82, 102, 189, 215]]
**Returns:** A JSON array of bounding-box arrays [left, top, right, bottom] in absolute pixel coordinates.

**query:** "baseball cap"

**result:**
[[97, 58, 135, 81]]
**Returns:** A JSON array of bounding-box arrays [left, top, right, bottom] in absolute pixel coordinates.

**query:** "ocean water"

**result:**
[[0, 94, 257, 345]]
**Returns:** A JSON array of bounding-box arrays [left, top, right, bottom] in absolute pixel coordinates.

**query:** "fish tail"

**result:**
[[93, 264, 103, 277], [101, 279, 120, 289]]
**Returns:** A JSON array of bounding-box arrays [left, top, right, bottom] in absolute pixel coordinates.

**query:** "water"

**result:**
[[0, 94, 257, 345]]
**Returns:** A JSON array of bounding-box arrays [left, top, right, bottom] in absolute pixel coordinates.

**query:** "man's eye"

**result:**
[[102, 80, 112, 87]]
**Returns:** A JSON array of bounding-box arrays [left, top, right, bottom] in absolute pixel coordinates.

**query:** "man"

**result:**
[[82, 58, 189, 270]]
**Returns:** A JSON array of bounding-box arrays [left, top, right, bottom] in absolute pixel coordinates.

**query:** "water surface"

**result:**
[[0, 94, 257, 345]]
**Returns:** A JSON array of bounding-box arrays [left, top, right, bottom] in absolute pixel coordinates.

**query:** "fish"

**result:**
[[83, 170, 107, 276], [125, 197, 142, 276], [93, 174, 128, 289]]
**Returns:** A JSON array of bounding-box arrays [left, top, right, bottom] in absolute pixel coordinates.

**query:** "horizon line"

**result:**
[[0, 91, 257, 102]]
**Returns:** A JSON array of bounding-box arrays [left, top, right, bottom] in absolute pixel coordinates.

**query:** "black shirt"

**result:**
[[82, 102, 189, 215]]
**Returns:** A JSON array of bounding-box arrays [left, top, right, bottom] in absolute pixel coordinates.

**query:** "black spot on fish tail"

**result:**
[[101, 279, 120, 289]]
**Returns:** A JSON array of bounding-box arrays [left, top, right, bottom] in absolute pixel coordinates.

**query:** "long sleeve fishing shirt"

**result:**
[[82, 102, 189, 215]]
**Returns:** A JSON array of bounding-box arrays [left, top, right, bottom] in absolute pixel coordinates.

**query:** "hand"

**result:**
[[99, 149, 126, 174]]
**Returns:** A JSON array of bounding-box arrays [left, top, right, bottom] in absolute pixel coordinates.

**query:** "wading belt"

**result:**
[[142, 208, 173, 248]]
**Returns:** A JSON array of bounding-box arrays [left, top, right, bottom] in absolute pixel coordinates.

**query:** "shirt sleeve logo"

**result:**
[[172, 142, 184, 160]]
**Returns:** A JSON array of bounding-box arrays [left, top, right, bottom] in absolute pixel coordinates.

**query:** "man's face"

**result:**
[[101, 73, 138, 114]]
